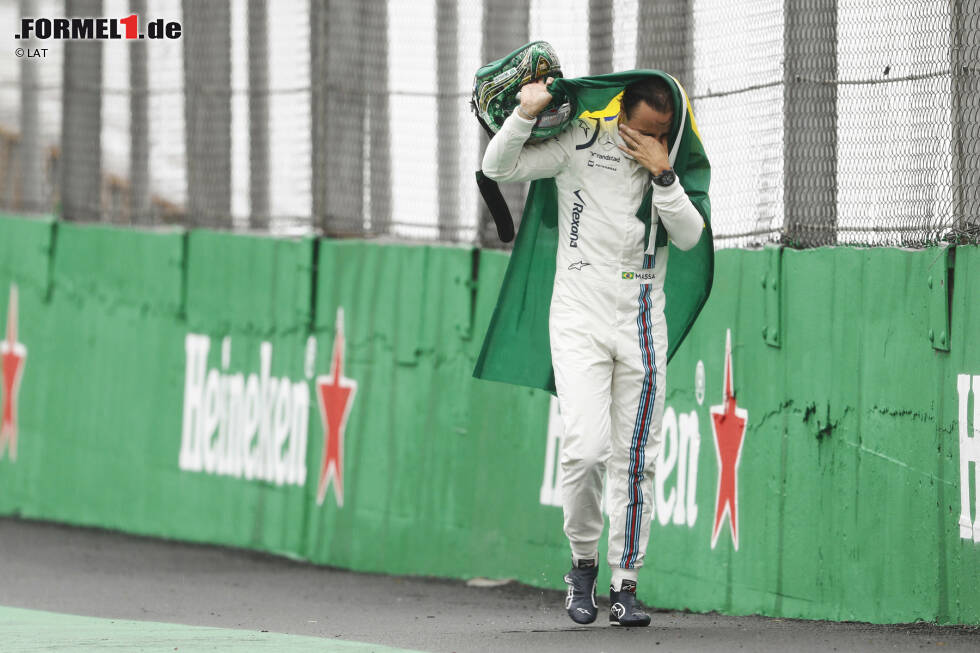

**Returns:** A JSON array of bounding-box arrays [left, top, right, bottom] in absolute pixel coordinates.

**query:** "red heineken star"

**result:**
[[1, 284, 27, 462], [709, 329, 748, 550], [316, 307, 357, 507]]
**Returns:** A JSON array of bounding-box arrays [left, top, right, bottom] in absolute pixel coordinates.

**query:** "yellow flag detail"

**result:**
[[578, 92, 624, 121]]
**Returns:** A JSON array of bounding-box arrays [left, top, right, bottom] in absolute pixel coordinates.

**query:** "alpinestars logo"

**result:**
[[709, 329, 748, 550], [316, 308, 357, 507], [1, 285, 26, 462]]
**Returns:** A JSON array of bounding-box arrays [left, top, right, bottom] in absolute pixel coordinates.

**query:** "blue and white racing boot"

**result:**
[[563, 558, 598, 624], [609, 580, 651, 627]]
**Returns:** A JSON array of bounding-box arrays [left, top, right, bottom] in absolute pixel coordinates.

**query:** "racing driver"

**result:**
[[482, 74, 706, 627]]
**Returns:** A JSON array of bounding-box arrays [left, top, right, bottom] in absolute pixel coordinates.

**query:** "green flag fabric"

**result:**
[[473, 70, 713, 394]]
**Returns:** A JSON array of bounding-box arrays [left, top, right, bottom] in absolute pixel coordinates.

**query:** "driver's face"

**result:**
[[619, 100, 673, 146]]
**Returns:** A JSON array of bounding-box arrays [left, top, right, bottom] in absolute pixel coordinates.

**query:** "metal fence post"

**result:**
[[61, 0, 103, 222], [436, 0, 459, 242], [783, 0, 838, 247], [129, 0, 150, 225], [248, 0, 269, 230], [364, 0, 390, 236], [19, 0, 44, 213], [636, 0, 693, 83], [182, 0, 232, 228], [589, 0, 613, 75], [479, 0, 529, 247], [321, 0, 364, 236], [311, 0, 327, 232], [951, 0, 980, 239]]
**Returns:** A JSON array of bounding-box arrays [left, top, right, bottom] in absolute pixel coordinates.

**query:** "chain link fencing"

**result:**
[[0, 0, 976, 248]]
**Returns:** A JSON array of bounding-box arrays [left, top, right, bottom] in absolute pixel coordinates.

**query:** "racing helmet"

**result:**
[[471, 41, 572, 143]]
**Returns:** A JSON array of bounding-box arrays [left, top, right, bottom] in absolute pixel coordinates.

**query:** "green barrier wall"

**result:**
[[0, 213, 977, 625], [653, 246, 979, 625]]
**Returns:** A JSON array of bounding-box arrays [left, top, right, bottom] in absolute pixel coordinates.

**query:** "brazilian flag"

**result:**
[[473, 70, 713, 394]]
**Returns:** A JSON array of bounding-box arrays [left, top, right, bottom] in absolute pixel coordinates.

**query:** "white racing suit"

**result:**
[[483, 108, 704, 587]]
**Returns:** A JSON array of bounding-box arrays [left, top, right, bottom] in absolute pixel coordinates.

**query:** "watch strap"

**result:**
[[652, 169, 676, 187]]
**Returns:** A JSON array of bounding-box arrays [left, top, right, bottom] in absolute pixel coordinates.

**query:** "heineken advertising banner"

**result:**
[[0, 213, 978, 625]]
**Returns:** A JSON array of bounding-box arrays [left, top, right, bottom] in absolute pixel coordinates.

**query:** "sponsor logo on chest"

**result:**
[[587, 150, 622, 172]]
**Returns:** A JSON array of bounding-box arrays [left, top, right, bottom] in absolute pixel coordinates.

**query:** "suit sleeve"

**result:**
[[482, 108, 572, 183], [652, 178, 705, 251]]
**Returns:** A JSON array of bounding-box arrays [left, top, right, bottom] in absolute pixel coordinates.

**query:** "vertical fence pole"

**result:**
[[589, 0, 613, 75], [479, 0, 529, 247], [182, 0, 232, 228], [311, 0, 327, 232], [364, 0, 391, 236], [130, 0, 150, 225], [19, 0, 44, 213], [951, 0, 980, 239], [636, 0, 693, 83], [61, 0, 103, 222], [783, 0, 837, 247], [248, 0, 269, 230], [436, 0, 459, 242], [321, 0, 364, 236]]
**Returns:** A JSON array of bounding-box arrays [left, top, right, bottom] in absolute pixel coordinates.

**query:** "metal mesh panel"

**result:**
[[387, 0, 446, 241], [145, 0, 185, 225], [0, 0, 975, 248], [834, 0, 952, 247], [688, 0, 783, 248], [4, 0, 65, 215]]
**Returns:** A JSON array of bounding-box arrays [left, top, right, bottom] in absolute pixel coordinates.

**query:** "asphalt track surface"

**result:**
[[1, 518, 978, 652]]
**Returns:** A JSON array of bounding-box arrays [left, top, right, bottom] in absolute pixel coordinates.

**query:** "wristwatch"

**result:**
[[652, 168, 676, 187]]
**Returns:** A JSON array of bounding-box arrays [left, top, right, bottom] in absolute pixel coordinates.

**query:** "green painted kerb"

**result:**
[[0, 605, 425, 652], [0, 215, 977, 626]]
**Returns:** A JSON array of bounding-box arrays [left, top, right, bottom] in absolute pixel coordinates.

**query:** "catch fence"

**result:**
[[0, 0, 977, 248]]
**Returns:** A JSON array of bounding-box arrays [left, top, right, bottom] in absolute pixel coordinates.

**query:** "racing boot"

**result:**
[[563, 558, 598, 624], [609, 579, 651, 627]]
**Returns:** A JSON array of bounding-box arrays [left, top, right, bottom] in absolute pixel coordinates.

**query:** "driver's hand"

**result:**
[[517, 77, 555, 118], [617, 124, 671, 176]]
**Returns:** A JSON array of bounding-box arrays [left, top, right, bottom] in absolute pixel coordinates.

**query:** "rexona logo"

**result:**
[[1, 284, 27, 462], [957, 373, 979, 543], [179, 336, 311, 486], [569, 189, 584, 248]]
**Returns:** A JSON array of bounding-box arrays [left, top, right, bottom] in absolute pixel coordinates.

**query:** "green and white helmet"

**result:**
[[471, 41, 572, 143]]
